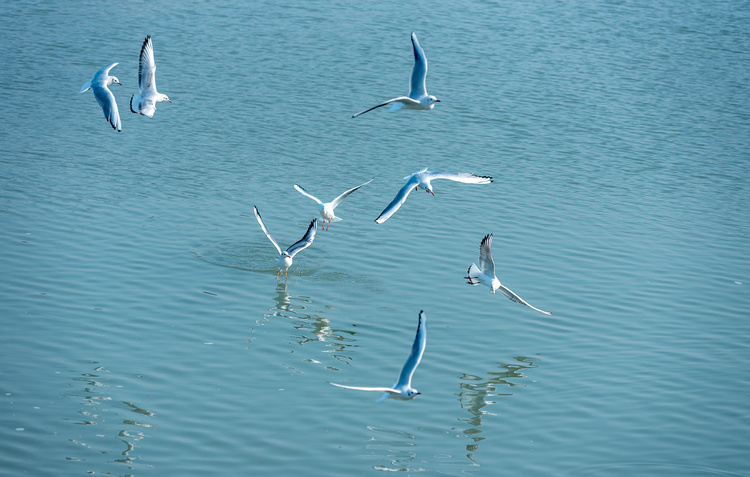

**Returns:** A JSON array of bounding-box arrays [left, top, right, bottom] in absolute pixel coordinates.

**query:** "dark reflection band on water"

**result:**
[[60, 360, 155, 474], [254, 283, 357, 370], [457, 356, 540, 459]]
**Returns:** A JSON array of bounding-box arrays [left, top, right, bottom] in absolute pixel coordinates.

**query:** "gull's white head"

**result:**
[[420, 182, 435, 196], [160, 93, 171, 103], [109, 77, 122, 87], [423, 95, 440, 109], [404, 389, 420, 398]]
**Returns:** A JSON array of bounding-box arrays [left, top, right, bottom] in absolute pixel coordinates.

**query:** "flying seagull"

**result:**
[[331, 310, 427, 402], [130, 35, 171, 117], [253, 205, 317, 280], [80, 63, 122, 132], [375, 168, 492, 224], [294, 178, 373, 230], [466, 234, 552, 315], [352, 32, 440, 118]]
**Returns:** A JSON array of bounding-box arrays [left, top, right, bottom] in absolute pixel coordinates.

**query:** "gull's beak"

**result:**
[[428, 190, 434, 196], [491, 289, 495, 294], [117, 82, 122, 86], [167, 99, 172, 103], [435, 99, 441, 102]]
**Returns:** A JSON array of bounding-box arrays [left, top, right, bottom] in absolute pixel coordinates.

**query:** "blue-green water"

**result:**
[[1, 0, 749, 475]]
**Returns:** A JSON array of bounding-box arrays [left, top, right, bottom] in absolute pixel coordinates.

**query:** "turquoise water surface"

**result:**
[[1, 0, 748, 475]]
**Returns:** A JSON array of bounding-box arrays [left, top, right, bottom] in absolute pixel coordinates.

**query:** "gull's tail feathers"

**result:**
[[465, 263, 482, 285]]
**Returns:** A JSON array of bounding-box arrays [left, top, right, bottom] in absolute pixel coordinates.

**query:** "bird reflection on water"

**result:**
[[262, 282, 357, 369], [457, 357, 539, 457], [62, 361, 155, 472]]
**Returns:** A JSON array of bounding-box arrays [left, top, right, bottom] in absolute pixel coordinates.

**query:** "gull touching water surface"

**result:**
[[331, 310, 427, 401], [352, 32, 440, 118], [466, 234, 552, 315], [253, 206, 317, 280], [130, 35, 171, 118], [375, 168, 493, 224], [80, 63, 122, 132], [294, 179, 373, 230]]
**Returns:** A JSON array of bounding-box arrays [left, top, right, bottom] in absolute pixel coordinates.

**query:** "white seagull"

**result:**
[[466, 234, 552, 315], [130, 35, 171, 117], [352, 32, 440, 118], [331, 310, 426, 402], [294, 179, 373, 230], [375, 168, 492, 224], [253, 206, 317, 280], [80, 63, 122, 132]]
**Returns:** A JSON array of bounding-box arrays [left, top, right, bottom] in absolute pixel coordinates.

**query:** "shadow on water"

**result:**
[[60, 361, 155, 474], [456, 356, 540, 460]]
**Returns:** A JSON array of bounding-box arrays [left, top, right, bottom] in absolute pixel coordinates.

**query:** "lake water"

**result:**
[[1, 0, 748, 475]]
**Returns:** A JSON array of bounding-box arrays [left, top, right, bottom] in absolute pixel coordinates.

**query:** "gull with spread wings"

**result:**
[[331, 310, 427, 402], [130, 35, 171, 117], [466, 234, 552, 315], [294, 179, 373, 230], [80, 63, 122, 132], [253, 206, 317, 280], [352, 32, 440, 118], [375, 168, 492, 224]]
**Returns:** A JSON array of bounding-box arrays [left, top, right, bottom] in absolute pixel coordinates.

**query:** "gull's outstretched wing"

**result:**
[[286, 219, 317, 257], [330, 178, 373, 208], [409, 32, 428, 100], [426, 171, 493, 184], [352, 97, 416, 118], [253, 206, 282, 255], [478, 234, 495, 278], [497, 284, 552, 316], [293, 184, 324, 206], [374, 175, 420, 223], [395, 310, 426, 389], [138, 35, 157, 94], [330, 383, 398, 393], [95, 63, 119, 83], [92, 83, 121, 132]]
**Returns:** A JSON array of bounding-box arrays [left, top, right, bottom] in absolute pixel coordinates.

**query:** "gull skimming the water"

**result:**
[[352, 32, 440, 118], [130, 35, 171, 117], [466, 234, 552, 315], [294, 179, 373, 230], [253, 206, 317, 280], [331, 310, 426, 402], [375, 168, 492, 224], [80, 63, 122, 132]]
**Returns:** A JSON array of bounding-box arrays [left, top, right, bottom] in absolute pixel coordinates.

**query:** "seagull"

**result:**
[[80, 63, 122, 132], [331, 310, 426, 402], [352, 32, 440, 118], [466, 234, 552, 315], [375, 168, 492, 224], [253, 205, 317, 280], [294, 179, 373, 230], [130, 35, 171, 117]]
